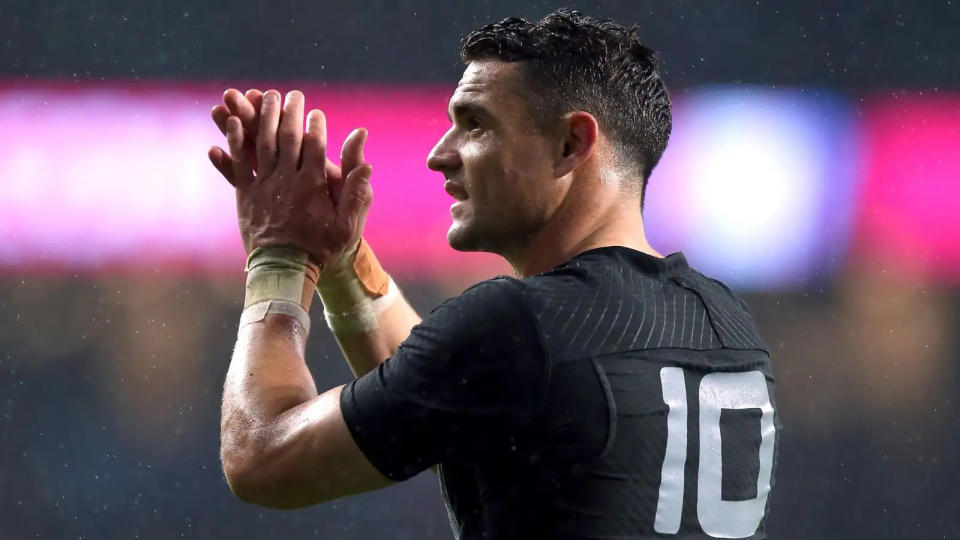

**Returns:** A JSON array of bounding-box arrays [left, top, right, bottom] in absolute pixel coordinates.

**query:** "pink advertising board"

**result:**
[[3, 82, 957, 285], [853, 94, 960, 282], [0, 81, 511, 280]]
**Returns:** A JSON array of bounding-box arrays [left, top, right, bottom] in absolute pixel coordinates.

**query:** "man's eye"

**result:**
[[467, 117, 482, 131]]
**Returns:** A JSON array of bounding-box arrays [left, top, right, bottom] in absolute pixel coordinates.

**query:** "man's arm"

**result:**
[[324, 285, 423, 376], [220, 313, 390, 508], [211, 88, 421, 377], [213, 89, 396, 507]]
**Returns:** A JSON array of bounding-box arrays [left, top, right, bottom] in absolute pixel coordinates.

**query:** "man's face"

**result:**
[[427, 61, 560, 255]]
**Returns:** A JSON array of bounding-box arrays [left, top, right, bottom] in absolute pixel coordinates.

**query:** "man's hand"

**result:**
[[209, 89, 373, 270], [209, 89, 356, 205]]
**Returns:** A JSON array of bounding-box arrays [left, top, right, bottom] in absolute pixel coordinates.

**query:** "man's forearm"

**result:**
[[219, 245, 398, 504], [220, 245, 322, 467], [315, 239, 422, 377], [230, 315, 317, 413], [220, 314, 317, 480], [220, 314, 392, 506], [327, 292, 422, 376]]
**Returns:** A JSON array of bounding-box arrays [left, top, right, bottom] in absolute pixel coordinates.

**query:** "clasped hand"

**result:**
[[208, 89, 372, 270]]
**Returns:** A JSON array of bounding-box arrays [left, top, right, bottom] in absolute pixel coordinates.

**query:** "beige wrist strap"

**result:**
[[316, 238, 398, 334], [240, 246, 320, 333]]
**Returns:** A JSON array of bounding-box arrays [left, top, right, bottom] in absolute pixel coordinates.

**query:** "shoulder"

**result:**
[[428, 276, 533, 332], [681, 269, 754, 315], [677, 268, 769, 352], [392, 277, 550, 423], [409, 276, 547, 368], [458, 275, 527, 306]]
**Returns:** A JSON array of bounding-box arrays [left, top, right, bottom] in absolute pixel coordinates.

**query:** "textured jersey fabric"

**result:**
[[340, 246, 780, 540]]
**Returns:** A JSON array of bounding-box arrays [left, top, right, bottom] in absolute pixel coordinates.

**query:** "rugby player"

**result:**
[[208, 9, 779, 539]]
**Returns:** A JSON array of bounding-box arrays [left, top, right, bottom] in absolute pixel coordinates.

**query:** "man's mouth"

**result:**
[[443, 181, 469, 201]]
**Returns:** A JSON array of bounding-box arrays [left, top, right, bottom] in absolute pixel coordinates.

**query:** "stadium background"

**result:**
[[1, 1, 958, 538]]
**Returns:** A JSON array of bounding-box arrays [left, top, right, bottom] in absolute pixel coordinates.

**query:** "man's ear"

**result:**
[[553, 111, 599, 178]]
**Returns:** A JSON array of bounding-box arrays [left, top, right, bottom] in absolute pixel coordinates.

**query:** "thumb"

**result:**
[[340, 128, 368, 177], [337, 163, 374, 229]]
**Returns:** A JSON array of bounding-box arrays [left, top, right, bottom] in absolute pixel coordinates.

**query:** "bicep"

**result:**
[[236, 385, 392, 509]]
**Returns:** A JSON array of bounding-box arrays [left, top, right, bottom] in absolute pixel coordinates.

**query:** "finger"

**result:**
[[211, 104, 231, 135], [333, 129, 365, 204], [215, 100, 258, 174], [245, 89, 263, 109], [340, 128, 368, 177], [256, 90, 282, 177], [337, 163, 373, 229], [225, 116, 255, 186], [238, 89, 263, 172], [207, 146, 236, 186], [223, 88, 258, 133], [244, 89, 264, 135], [277, 90, 305, 171], [302, 109, 329, 191]]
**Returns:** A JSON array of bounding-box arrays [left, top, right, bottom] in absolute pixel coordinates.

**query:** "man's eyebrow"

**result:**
[[446, 101, 489, 122]]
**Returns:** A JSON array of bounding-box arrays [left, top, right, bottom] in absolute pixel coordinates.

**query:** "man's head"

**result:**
[[427, 9, 671, 257]]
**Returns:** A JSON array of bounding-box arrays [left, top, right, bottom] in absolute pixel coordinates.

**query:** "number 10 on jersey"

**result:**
[[655, 368, 776, 538]]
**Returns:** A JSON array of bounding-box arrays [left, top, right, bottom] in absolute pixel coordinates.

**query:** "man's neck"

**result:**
[[507, 199, 662, 278]]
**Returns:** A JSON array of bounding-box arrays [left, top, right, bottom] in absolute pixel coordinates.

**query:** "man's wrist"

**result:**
[[240, 245, 320, 333], [316, 238, 398, 334]]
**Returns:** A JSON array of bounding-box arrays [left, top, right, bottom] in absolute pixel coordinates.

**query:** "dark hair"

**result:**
[[461, 8, 672, 207]]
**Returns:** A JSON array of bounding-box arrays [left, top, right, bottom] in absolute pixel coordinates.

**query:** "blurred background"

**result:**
[[1, 1, 958, 538]]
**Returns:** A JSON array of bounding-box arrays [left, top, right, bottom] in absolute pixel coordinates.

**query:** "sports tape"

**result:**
[[241, 245, 320, 332], [316, 238, 398, 334], [239, 299, 312, 333]]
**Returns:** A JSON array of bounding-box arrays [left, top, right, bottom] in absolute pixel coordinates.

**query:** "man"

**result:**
[[209, 9, 779, 540]]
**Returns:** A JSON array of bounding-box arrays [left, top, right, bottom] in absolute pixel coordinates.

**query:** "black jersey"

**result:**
[[341, 247, 780, 540]]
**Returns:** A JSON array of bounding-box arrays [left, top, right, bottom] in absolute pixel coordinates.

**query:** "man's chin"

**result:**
[[447, 222, 486, 252]]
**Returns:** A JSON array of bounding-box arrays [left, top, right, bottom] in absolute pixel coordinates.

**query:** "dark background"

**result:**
[[4, 1, 959, 88], [2, 1, 959, 539]]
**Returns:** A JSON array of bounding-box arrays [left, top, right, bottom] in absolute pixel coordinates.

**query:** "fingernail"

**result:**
[[264, 91, 280, 103], [285, 91, 298, 103]]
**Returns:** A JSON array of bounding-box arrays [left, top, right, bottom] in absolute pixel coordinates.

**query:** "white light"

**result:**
[[647, 89, 848, 288]]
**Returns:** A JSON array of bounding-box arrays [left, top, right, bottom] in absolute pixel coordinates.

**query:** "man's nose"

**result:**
[[426, 133, 462, 172]]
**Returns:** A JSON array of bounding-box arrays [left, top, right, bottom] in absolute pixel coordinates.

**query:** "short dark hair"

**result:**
[[461, 8, 672, 207]]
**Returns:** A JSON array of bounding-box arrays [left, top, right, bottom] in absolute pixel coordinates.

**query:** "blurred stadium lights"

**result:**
[[0, 83, 957, 288], [645, 88, 859, 289], [853, 93, 960, 284]]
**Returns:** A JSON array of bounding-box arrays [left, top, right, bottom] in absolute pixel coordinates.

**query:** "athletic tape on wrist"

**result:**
[[241, 246, 320, 332], [239, 299, 312, 334], [316, 238, 398, 334], [322, 276, 400, 333]]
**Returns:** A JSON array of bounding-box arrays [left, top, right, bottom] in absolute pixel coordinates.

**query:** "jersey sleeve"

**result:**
[[339, 278, 549, 481]]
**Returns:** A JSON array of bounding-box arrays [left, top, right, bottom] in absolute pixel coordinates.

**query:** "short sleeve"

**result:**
[[339, 278, 548, 481]]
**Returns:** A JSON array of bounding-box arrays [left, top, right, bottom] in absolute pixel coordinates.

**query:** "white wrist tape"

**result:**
[[241, 246, 319, 333], [239, 299, 312, 334], [316, 240, 399, 334], [319, 276, 400, 333]]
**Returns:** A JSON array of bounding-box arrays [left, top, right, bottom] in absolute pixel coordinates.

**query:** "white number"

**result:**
[[654, 369, 776, 538], [654, 367, 688, 533]]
